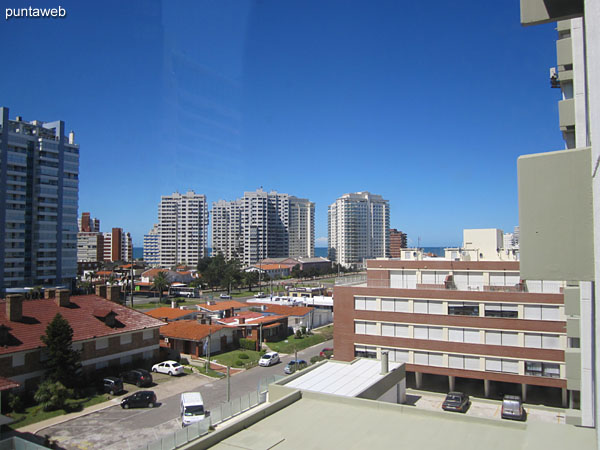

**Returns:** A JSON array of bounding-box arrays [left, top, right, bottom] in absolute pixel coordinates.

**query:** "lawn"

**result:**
[[211, 349, 263, 368], [7, 393, 110, 429], [267, 331, 331, 354], [132, 299, 198, 310], [314, 324, 333, 340]]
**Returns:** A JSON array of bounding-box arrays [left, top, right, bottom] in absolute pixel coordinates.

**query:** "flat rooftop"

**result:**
[[209, 392, 596, 450], [284, 358, 401, 397]]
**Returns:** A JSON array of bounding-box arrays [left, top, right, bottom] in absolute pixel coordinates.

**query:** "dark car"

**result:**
[[284, 359, 308, 374], [501, 395, 526, 421], [120, 369, 153, 387], [102, 376, 123, 395], [442, 392, 470, 413], [121, 390, 157, 409]]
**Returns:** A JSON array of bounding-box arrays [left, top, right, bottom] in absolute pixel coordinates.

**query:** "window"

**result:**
[[484, 303, 518, 318], [12, 353, 25, 367], [381, 323, 409, 338], [448, 302, 479, 316], [448, 328, 480, 344], [365, 297, 377, 311], [486, 358, 519, 374], [355, 321, 377, 335], [524, 305, 560, 321], [354, 345, 376, 359], [96, 361, 108, 370], [120, 355, 132, 365], [525, 361, 560, 378], [414, 351, 444, 367], [524, 333, 560, 349], [414, 300, 443, 315], [120, 334, 132, 345], [143, 329, 154, 340], [448, 355, 480, 370], [381, 298, 409, 312], [485, 331, 518, 346], [414, 326, 443, 340], [568, 337, 581, 349], [96, 337, 109, 349]]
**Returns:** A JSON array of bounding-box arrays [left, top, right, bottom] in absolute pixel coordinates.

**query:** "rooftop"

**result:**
[[159, 320, 223, 341], [198, 301, 247, 312], [144, 307, 196, 321]]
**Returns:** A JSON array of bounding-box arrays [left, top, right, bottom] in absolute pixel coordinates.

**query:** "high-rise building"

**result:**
[[289, 197, 315, 259], [102, 228, 132, 262], [0, 108, 79, 293], [389, 229, 407, 257], [78, 212, 99, 233], [328, 192, 390, 268], [158, 191, 208, 268], [143, 224, 160, 267], [517, 1, 597, 428], [77, 232, 104, 263], [212, 189, 314, 265], [212, 199, 243, 260]]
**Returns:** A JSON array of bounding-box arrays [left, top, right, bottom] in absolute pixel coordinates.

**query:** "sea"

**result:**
[[133, 246, 444, 260]]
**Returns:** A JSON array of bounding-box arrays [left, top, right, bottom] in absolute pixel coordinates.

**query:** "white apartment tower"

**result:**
[[212, 189, 314, 265], [0, 108, 79, 293], [143, 224, 160, 267], [212, 199, 243, 260], [289, 197, 315, 258], [158, 191, 208, 268], [328, 192, 390, 268]]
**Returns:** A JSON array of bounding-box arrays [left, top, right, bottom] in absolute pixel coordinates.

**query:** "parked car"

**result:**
[[120, 369, 153, 387], [254, 292, 266, 298], [181, 392, 210, 427], [258, 351, 280, 367], [319, 348, 334, 359], [284, 359, 308, 374], [442, 392, 470, 413], [219, 294, 232, 299], [501, 395, 526, 421], [152, 360, 184, 376], [121, 391, 157, 409], [102, 376, 123, 396]]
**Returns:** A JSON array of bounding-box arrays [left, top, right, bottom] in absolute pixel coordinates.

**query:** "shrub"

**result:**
[[234, 360, 244, 367], [8, 393, 24, 413], [239, 338, 257, 351], [180, 357, 190, 365], [310, 355, 325, 364], [301, 326, 307, 335], [295, 329, 303, 339], [323, 350, 333, 359], [239, 353, 249, 360], [34, 380, 73, 411]]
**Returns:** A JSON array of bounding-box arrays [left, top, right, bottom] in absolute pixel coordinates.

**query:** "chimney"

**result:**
[[6, 294, 23, 322], [55, 289, 70, 307], [44, 288, 56, 299], [380, 351, 389, 375], [239, 317, 245, 324], [95, 285, 107, 299], [106, 285, 121, 303]]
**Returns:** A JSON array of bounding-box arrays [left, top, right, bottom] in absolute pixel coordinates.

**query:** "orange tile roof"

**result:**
[[0, 295, 165, 356], [160, 320, 224, 341], [145, 307, 197, 321], [256, 264, 290, 271], [258, 304, 314, 317], [198, 301, 247, 311], [96, 271, 113, 276], [0, 376, 20, 391], [142, 268, 169, 278]]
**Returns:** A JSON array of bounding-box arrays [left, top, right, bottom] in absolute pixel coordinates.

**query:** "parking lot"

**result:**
[[406, 389, 566, 424]]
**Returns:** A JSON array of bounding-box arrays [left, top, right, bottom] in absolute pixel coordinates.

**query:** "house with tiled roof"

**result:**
[[247, 264, 291, 279], [255, 303, 315, 332], [159, 321, 236, 357], [0, 289, 165, 391], [215, 312, 288, 349], [145, 306, 200, 322], [141, 269, 193, 284], [197, 300, 247, 318]]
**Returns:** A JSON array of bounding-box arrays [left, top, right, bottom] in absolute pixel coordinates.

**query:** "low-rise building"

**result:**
[[0, 291, 164, 391], [159, 321, 236, 357]]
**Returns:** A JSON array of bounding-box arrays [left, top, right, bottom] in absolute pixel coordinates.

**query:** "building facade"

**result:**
[[143, 224, 160, 266], [77, 232, 104, 263], [328, 192, 390, 268], [389, 229, 407, 258], [518, 0, 599, 428], [78, 212, 99, 233], [0, 108, 79, 293], [102, 228, 132, 262], [212, 189, 314, 265], [334, 259, 569, 408], [158, 191, 209, 268]]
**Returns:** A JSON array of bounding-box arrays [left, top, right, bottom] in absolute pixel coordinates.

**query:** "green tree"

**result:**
[[291, 264, 302, 279], [222, 259, 242, 293], [41, 313, 82, 388], [243, 271, 259, 292], [34, 380, 73, 411], [152, 271, 170, 303]]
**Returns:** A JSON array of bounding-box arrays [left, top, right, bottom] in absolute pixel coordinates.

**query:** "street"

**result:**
[[38, 340, 333, 450]]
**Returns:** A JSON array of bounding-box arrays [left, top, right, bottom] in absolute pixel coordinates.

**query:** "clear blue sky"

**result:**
[[1, 0, 562, 247]]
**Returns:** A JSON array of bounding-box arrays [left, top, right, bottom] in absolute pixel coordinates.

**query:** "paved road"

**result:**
[[39, 340, 333, 450]]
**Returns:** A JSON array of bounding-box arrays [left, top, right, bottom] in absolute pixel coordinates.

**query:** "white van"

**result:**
[[180, 392, 209, 427]]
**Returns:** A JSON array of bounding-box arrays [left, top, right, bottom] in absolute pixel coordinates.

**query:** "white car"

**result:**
[[152, 360, 184, 376], [258, 352, 280, 367]]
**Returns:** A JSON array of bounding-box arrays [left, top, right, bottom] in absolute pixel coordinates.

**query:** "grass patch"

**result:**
[[190, 365, 224, 378], [313, 325, 333, 340], [267, 332, 329, 354], [7, 393, 110, 429], [211, 349, 262, 368], [133, 299, 197, 310]]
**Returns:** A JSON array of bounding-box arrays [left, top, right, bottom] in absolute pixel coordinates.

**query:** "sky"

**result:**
[[1, 0, 563, 247]]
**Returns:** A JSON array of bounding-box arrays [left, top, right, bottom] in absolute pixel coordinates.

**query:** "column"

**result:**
[[415, 372, 422, 389], [449, 375, 455, 392], [521, 383, 527, 402], [484, 379, 491, 397]]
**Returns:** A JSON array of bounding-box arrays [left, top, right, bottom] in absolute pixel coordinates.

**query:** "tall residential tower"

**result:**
[[328, 192, 390, 268], [0, 107, 79, 292]]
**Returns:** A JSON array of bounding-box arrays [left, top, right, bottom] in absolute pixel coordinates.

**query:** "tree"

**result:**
[[243, 271, 259, 292], [41, 313, 82, 388], [152, 271, 170, 303], [34, 380, 73, 411], [291, 264, 302, 279]]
